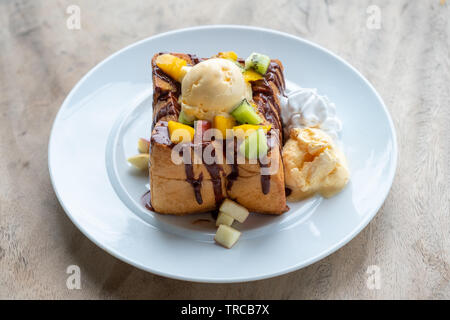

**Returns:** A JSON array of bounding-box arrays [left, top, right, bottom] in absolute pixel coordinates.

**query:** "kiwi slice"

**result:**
[[245, 52, 270, 75], [239, 128, 268, 159], [178, 110, 195, 126], [230, 99, 262, 125]]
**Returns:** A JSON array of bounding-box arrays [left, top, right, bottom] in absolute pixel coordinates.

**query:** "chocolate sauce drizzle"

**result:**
[[210, 209, 219, 220], [267, 61, 286, 93], [185, 164, 204, 205], [226, 139, 239, 190], [252, 88, 280, 130], [153, 66, 178, 88], [187, 53, 202, 65], [153, 96, 180, 128], [285, 188, 292, 197], [203, 148, 225, 206], [250, 61, 286, 194], [152, 65, 181, 128], [258, 159, 271, 195]]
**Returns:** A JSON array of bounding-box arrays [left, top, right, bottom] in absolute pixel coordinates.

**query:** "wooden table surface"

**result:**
[[1, 0, 449, 299]]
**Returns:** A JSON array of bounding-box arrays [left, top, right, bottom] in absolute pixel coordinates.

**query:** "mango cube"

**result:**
[[213, 115, 236, 139], [233, 124, 272, 139], [217, 51, 238, 61], [168, 121, 195, 143], [155, 54, 188, 82], [243, 69, 263, 82]]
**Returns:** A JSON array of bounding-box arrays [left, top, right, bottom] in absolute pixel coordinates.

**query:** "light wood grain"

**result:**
[[0, 0, 449, 299]]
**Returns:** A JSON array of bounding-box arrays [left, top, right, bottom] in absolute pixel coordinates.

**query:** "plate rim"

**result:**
[[48, 25, 398, 283]]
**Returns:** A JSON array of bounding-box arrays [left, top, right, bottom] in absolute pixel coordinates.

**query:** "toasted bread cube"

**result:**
[[216, 212, 234, 227], [215, 225, 241, 249], [219, 199, 249, 223]]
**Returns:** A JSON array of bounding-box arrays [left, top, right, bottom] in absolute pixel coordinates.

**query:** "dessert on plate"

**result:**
[[127, 50, 350, 248], [149, 52, 287, 215]]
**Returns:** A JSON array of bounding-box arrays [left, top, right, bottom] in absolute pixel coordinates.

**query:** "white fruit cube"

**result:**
[[219, 199, 249, 223], [216, 212, 234, 227], [127, 154, 150, 170], [138, 138, 150, 153], [215, 225, 241, 249]]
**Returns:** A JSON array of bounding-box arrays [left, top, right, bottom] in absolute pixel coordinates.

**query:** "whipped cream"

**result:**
[[280, 81, 342, 141]]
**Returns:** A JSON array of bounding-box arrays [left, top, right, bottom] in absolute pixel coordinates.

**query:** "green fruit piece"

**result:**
[[230, 99, 262, 125], [245, 52, 270, 75], [239, 128, 268, 159], [178, 110, 195, 126]]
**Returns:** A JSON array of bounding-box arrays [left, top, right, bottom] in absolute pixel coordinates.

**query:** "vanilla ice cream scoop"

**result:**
[[283, 127, 350, 200], [181, 58, 250, 121]]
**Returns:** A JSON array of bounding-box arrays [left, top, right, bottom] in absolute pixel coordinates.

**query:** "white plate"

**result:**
[[48, 25, 397, 283]]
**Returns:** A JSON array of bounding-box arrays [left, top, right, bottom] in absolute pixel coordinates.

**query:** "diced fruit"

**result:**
[[213, 115, 236, 139], [178, 110, 195, 126], [231, 99, 262, 125], [138, 138, 150, 153], [127, 154, 150, 170], [168, 121, 195, 143], [155, 54, 188, 82], [216, 212, 234, 227], [219, 199, 250, 223], [245, 52, 270, 75], [217, 51, 238, 61], [243, 69, 263, 82], [234, 124, 271, 132], [215, 225, 241, 249], [216, 52, 243, 70], [239, 128, 268, 159], [193, 120, 212, 142], [232, 124, 272, 139]]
